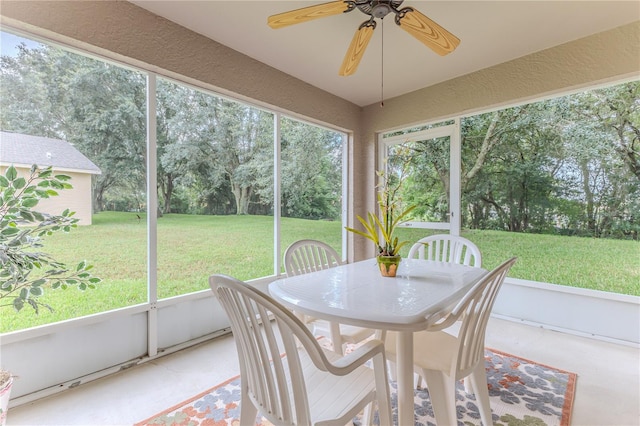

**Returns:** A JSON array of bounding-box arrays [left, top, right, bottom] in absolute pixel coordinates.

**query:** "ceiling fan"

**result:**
[[267, 0, 460, 77]]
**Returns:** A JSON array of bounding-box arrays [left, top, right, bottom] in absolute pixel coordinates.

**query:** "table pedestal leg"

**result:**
[[396, 331, 413, 426]]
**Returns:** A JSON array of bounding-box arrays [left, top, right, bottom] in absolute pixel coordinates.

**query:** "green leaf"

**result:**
[[1, 227, 20, 236], [19, 211, 35, 222], [76, 261, 86, 271], [38, 169, 52, 179], [29, 287, 44, 296], [49, 180, 63, 190], [0, 175, 9, 188], [6, 166, 17, 181], [12, 177, 26, 189], [27, 299, 40, 314], [13, 298, 24, 312], [21, 198, 39, 208]]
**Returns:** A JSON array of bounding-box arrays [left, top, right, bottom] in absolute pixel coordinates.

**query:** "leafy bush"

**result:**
[[0, 165, 101, 313]]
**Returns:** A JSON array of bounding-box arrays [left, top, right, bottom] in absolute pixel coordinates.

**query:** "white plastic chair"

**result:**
[[407, 234, 482, 267], [284, 239, 376, 355], [209, 274, 392, 426], [284, 239, 343, 276], [384, 257, 517, 426]]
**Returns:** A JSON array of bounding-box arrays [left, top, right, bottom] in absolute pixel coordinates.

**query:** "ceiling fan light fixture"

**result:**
[[370, 1, 393, 19]]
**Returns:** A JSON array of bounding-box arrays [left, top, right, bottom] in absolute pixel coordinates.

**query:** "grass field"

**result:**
[[1, 211, 638, 332]]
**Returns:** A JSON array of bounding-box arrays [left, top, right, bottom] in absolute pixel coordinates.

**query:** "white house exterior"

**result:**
[[0, 131, 101, 225]]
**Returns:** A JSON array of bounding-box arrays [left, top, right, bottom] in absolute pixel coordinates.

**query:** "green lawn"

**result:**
[[1, 212, 638, 332]]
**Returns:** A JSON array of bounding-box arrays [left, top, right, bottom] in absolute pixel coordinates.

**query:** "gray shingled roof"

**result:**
[[0, 132, 101, 174]]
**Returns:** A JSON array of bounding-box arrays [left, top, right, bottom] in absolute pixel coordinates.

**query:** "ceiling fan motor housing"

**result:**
[[357, 0, 405, 19]]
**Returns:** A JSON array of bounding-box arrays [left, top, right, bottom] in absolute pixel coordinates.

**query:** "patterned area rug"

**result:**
[[135, 348, 576, 426]]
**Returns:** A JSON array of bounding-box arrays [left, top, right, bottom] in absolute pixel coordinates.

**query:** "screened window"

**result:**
[[458, 82, 639, 295], [280, 117, 345, 260], [380, 81, 639, 296], [0, 31, 348, 332]]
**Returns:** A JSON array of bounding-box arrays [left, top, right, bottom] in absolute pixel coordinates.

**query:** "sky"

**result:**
[[0, 31, 43, 57]]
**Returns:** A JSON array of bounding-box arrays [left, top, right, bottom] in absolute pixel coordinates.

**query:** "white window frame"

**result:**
[[377, 119, 461, 235]]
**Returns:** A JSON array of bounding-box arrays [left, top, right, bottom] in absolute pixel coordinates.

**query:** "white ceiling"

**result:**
[[130, 1, 640, 107]]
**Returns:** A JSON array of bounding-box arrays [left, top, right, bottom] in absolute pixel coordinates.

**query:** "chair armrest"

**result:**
[[425, 311, 462, 331], [323, 339, 385, 376]]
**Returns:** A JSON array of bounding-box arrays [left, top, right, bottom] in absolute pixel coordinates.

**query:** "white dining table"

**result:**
[[269, 258, 488, 426]]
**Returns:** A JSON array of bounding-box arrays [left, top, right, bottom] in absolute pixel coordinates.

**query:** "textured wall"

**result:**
[[361, 21, 640, 132]]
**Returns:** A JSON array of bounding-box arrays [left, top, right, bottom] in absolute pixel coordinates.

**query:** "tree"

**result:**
[[280, 118, 342, 220], [155, 81, 276, 216], [207, 100, 273, 215], [0, 43, 147, 213], [0, 43, 63, 138], [586, 82, 640, 180], [553, 82, 640, 237]]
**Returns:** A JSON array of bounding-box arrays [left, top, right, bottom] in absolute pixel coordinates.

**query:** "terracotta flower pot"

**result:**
[[377, 255, 401, 277]]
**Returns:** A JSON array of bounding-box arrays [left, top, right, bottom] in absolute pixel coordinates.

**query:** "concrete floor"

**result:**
[[6, 317, 640, 426]]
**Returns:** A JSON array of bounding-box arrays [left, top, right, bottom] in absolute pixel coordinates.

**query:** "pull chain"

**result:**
[[380, 18, 384, 108]]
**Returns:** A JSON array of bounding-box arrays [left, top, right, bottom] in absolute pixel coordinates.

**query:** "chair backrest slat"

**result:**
[[452, 257, 516, 379], [284, 239, 342, 276], [408, 234, 482, 267]]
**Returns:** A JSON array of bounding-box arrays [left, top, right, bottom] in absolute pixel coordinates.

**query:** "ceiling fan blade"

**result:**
[[339, 22, 375, 76], [268, 1, 351, 29], [397, 8, 460, 56]]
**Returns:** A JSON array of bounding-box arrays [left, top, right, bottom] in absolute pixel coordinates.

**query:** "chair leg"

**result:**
[[362, 402, 373, 426], [422, 369, 457, 426], [372, 353, 392, 426], [463, 376, 473, 393], [329, 322, 344, 355], [239, 390, 259, 426], [469, 362, 493, 426], [387, 360, 397, 381]]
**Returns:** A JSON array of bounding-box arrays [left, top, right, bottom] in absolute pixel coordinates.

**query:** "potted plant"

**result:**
[[345, 166, 416, 277], [0, 164, 101, 424]]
